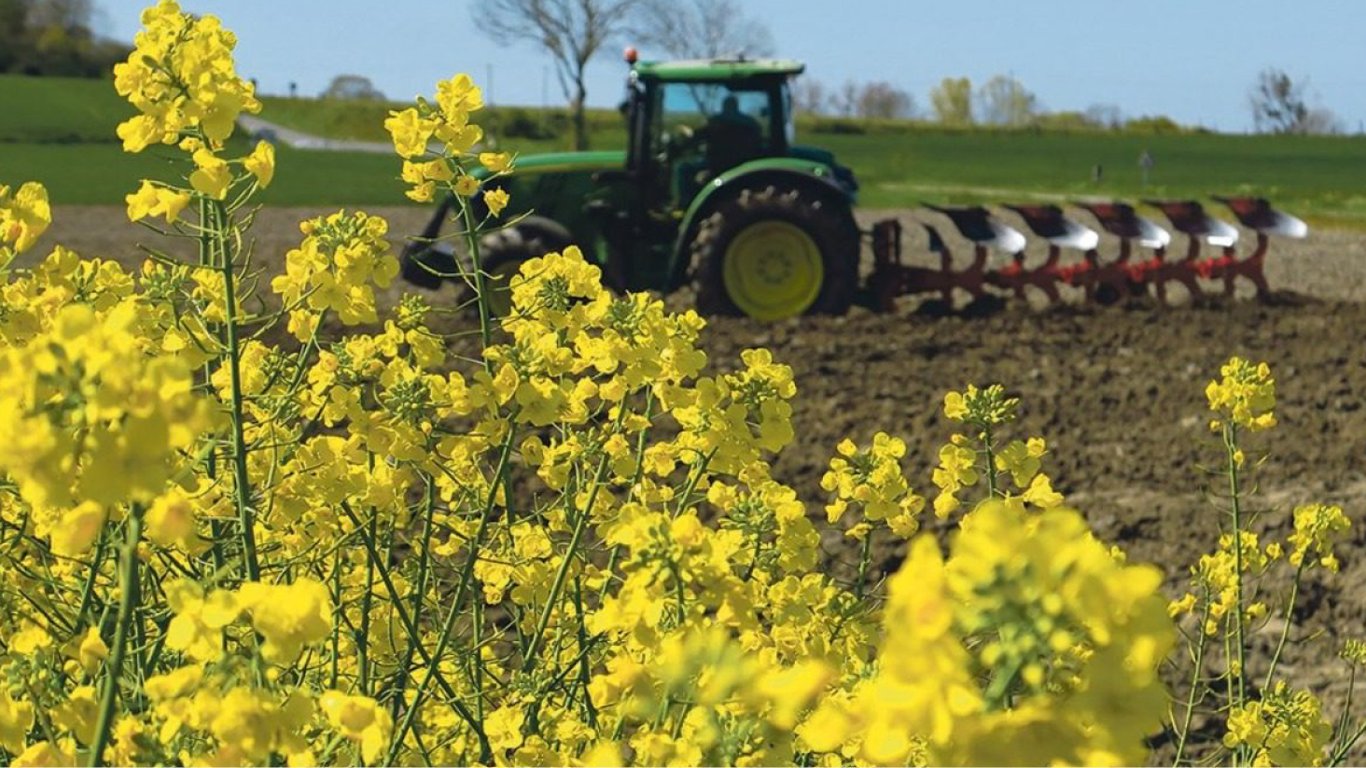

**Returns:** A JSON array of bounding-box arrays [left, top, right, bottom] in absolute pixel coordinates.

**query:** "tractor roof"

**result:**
[[632, 58, 805, 83]]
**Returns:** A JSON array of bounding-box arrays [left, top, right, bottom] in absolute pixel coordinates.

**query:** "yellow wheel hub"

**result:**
[[722, 220, 823, 320]]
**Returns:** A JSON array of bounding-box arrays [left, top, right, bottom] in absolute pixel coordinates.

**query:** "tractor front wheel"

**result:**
[[691, 184, 857, 320]]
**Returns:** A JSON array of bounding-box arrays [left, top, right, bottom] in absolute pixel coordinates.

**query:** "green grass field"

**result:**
[[0, 75, 132, 143], [819, 130, 1366, 227], [5, 75, 1364, 227], [0, 142, 409, 206], [0, 76, 409, 205]]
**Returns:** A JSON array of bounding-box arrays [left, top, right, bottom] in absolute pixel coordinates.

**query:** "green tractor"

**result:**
[[401, 53, 863, 321]]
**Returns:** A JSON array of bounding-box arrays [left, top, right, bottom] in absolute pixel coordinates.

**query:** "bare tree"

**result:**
[[632, 0, 773, 60], [1249, 68, 1339, 135], [829, 79, 859, 118], [474, 0, 641, 150], [930, 76, 973, 126], [1299, 108, 1343, 135], [977, 75, 1037, 127], [791, 77, 828, 116], [1084, 103, 1123, 130], [856, 81, 914, 120]]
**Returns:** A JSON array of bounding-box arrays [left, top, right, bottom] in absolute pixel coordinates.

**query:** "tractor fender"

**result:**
[[670, 160, 858, 289]]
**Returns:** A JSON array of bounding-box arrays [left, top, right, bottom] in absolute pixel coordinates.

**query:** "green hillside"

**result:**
[[3, 75, 1364, 227], [0, 75, 405, 205], [0, 74, 133, 143]]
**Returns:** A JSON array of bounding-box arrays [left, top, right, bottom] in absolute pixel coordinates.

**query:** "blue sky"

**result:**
[[96, 0, 1366, 133]]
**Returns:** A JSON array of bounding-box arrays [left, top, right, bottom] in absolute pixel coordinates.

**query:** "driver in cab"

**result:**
[[698, 94, 765, 173]]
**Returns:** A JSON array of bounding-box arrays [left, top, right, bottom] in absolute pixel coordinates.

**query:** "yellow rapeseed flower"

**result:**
[[125, 180, 191, 224], [320, 691, 393, 764], [1206, 356, 1276, 431], [237, 579, 333, 664], [244, 140, 276, 187], [485, 187, 511, 216], [0, 181, 51, 255]]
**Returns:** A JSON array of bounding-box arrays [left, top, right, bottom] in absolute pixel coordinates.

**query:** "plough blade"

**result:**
[[867, 197, 1309, 313], [1078, 202, 1170, 249], [1215, 196, 1309, 239], [1005, 204, 1099, 251], [1144, 199, 1240, 247], [925, 204, 1026, 254]]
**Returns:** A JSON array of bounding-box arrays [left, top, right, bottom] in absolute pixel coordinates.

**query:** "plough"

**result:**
[[870, 197, 1308, 312]]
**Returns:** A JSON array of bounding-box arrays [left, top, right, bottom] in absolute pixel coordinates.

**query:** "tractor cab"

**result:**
[[622, 57, 802, 212]]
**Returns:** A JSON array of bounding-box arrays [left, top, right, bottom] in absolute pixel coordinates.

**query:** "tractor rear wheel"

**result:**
[[404, 215, 565, 314], [691, 184, 857, 320], [469, 250, 527, 317], [465, 217, 573, 317]]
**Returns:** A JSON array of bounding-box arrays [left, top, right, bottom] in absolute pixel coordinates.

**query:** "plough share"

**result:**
[[870, 197, 1308, 312]]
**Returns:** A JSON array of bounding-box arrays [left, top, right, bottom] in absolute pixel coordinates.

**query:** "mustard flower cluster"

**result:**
[[271, 210, 401, 339], [115, 0, 274, 224], [1288, 502, 1351, 572], [1206, 356, 1277, 432], [1178, 530, 1278, 632], [0, 5, 1352, 766], [931, 384, 1061, 518], [0, 182, 50, 268], [800, 500, 1174, 766], [1223, 682, 1332, 766], [113, 0, 259, 151], [1161, 356, 1360, 766], [0, 299, 212, 519], [822, 433, 924, 538], [385, 74, 513, 212]]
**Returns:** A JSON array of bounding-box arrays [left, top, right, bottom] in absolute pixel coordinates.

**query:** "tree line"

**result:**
[[473, 0, 1349, 147], [0, 0, 129, 77]]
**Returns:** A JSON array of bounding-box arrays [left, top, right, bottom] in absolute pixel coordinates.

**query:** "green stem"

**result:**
[[473, 594, 486, 723], [1173, 597, 1213, 766], [522, 449, 612, 673], [390, 478, 436, 717], [855, 531, 873, 600], [87, 506, 143, 767], [72, 533, 109, 630], [197, 197, 227, 575], [983, 654, 1022, 711], [210, 197, 260, 581], [982, 425, 998, 498], [1225, 424, 1247, 707], [338, 504, 482, 733], [358, 514, 376, 695], [458, 192, 493, 360], [571, 578, 598, 728], [1335, 666, 1357, 759], [1263, 562, 1304, 690], [1328, 718, 1366, 766], [673, 449, 715, 517], [386, 427, 519, 765], [330, 549, 341, 690]]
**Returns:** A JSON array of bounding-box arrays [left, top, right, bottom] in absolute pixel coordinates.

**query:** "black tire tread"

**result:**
[[690, 183, 858, 318]]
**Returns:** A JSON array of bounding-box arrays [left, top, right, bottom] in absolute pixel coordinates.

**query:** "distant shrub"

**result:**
[[494, 106, 566, 140], [804, 117, 868, 135], [1125, 115, 1189, 135], [1033, 110, 1108, 133]]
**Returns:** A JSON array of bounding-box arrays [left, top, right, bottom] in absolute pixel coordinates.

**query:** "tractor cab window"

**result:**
[[654, 82, 773, 200]]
